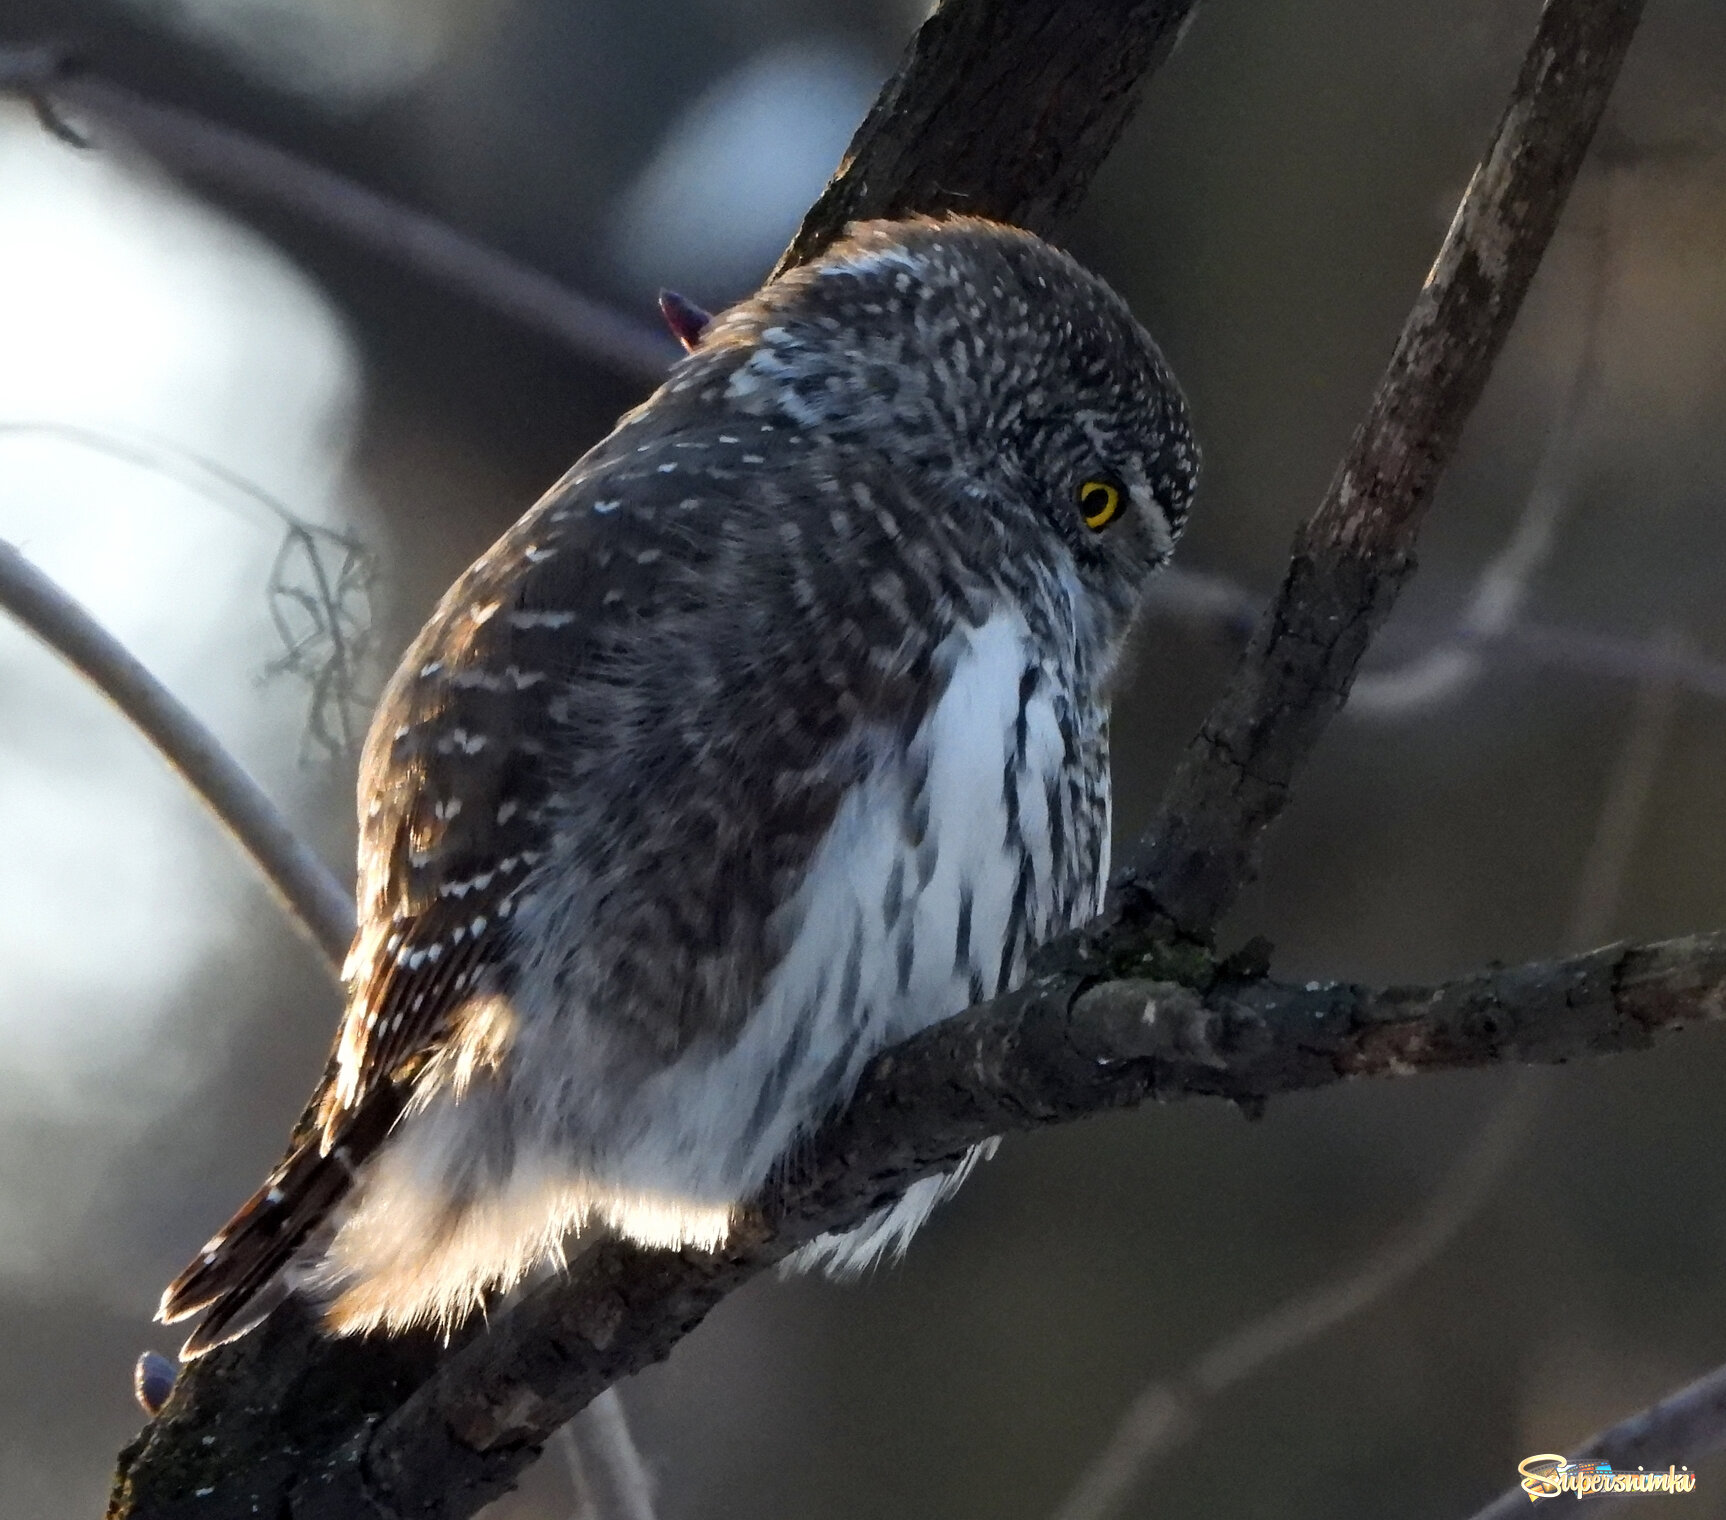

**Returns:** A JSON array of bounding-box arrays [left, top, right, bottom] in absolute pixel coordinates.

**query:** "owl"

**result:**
[[159, 216, 1197, 1357]]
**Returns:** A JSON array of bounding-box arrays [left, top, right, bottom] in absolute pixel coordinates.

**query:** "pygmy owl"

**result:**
[[160, 215, 1197, 1356]]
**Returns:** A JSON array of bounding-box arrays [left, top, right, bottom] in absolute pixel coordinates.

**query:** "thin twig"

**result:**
[[0, 537, 354, 965], [1146, 567, 1726, 705], [1051, 1082, 1540, 1520], [0, 422, 378, 762], [0, 44, 678, 385]]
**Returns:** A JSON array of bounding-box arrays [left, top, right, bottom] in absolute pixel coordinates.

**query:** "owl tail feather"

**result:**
[[157, 1088, 402, 1360]]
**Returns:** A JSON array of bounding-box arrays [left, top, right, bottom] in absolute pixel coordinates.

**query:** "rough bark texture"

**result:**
[[1117, 0, 1646, 939], [107, 2, 1652, 1517], [112, 929, 1726, 1518], [771, 0, 1199, 277]]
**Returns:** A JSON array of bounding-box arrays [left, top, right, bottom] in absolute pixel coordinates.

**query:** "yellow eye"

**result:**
[[1078, 478, 1122, 531]]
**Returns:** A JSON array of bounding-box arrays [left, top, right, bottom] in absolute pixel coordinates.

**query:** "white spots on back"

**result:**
[[812, 235, 929, 286], [508, 610, 577, 631], [436, 728, 489, 756]]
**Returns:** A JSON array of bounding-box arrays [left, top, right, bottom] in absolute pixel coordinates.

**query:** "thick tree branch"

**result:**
[[0, 537, 354, 964], [773, 0, 1199, 275], [106, 1, 1651, 1517], [1118, 0, 1645, 939], [111, 930, 1726, 1519]]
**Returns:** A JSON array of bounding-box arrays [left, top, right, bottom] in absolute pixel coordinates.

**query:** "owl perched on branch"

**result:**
[[160, 216, 1197, 1357]]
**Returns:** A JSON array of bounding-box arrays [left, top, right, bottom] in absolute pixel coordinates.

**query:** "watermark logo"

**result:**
[[1518, 1455, 1697, 1501]]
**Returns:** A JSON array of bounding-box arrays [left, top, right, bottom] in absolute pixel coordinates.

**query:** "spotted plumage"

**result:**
[[159, 215, 1197, 1356]]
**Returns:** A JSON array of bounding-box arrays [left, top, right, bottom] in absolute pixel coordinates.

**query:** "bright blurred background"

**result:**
[[3, 0, 1726, 1516]]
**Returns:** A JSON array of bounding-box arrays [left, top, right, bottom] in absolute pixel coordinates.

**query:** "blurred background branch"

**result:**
[[558, 1390, 658, 1520], [1050, 1080, 1543, 1520], [1052, 613, 1684, 1520], [0, 41, 679, 385], [0, 536, 354, 963]]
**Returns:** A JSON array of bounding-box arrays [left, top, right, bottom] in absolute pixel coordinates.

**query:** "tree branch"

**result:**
[[0, 537, 354, 965], [772, 0, 1199, 276], [111, 928, 1726, 1519], [1147, 568, 1726, 709], [1118, 0, 1646, 939]]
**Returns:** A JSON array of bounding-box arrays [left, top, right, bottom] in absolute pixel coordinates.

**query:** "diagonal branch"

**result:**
[[0, 43, 678, 384], [0, 537, 354, 964], [773, 0, 1199, 274], [1117, 0, 1646, 939]]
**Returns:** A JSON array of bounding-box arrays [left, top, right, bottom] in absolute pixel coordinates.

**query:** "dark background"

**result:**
[[4, 0, 1726, 1516]]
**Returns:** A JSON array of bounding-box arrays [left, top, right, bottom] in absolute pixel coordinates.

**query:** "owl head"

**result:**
[[663, 215, 1197, 632]]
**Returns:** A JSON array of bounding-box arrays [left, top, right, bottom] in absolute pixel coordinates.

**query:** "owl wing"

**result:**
[[336, 427, 976, 1093], [159, 490, 593, 1350], [162, 426, 956, 1351]]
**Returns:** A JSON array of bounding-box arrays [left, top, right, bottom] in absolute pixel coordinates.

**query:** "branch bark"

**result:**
[[1116, 0, 1645, 939], [112, 929, 1726, 1519], [105, 0, 1651, 1516], [772, 0, 1198, 276]]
